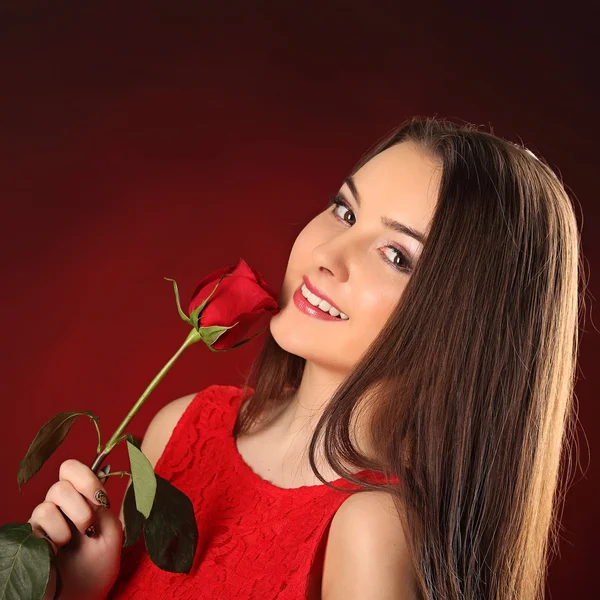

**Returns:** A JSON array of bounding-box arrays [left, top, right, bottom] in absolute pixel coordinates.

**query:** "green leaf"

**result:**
[[124, 433, 141, 450], [164, 277, 193, 326], [122, 484, 145, 548], [17, 411, 98, 490], [126, 440, 157, 519], [0, 522, 53, 600], [198, 322, 238, 347], [143, 474, 198, 573]]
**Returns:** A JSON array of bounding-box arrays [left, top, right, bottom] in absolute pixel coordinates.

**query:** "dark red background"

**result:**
[[1, 2, 596, 597]]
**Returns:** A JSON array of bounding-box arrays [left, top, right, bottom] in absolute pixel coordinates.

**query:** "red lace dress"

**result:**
[[109, 384, 397, 600]]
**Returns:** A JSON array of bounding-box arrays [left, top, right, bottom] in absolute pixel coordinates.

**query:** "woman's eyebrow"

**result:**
[[343, 176, 427, 245]]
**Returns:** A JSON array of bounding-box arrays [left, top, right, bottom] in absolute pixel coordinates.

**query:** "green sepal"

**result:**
[[164, 277, 193, 326], [188, 273, 232, 329], [125, 436, 157, 519], [198, 322, 238, 347], [203, 325, 268, 353], [189, 304, 202, 330], [0, 522, 53, 600]]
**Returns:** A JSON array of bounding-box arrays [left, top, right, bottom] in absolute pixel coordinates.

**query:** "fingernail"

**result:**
[[39, 528, 52, 542], [95, 489, 110, 509], [85, 523, 96, 538]]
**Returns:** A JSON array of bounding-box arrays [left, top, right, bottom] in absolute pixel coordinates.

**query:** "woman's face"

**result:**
[[270, 141, 441, 373]]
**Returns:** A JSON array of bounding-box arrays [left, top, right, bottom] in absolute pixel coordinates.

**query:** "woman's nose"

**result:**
[[311, 237, 354, 282]]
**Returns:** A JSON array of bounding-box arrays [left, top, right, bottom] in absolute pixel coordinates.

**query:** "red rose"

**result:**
[[187, 258, 280, 350]]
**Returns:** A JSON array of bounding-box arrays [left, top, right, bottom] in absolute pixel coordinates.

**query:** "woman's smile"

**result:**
[[292, 283, 349, 321], [270, 142, 438, 370]]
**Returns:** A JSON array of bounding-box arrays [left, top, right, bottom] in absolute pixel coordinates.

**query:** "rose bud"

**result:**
[[187, 258, 280, 351]]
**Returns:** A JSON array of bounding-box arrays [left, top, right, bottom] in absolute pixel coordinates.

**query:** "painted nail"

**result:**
[[94, 489, 110, 509], [85, 523, 96, 538]]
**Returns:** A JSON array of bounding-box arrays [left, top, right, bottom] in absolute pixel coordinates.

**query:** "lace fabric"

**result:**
[[108, 384, 396, 599]]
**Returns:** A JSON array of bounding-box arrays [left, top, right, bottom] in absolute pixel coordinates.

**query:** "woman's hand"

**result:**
[[27, 459, 123, 600]]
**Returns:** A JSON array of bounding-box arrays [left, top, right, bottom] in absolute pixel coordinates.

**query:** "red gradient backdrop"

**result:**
[[1, 3, 596, 597]]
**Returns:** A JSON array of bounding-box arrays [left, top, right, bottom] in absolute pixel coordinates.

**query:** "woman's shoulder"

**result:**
[[140, 384, 246, 468], [119, 384, 241, 524], [140, 392, 199, 468], [323, 490, 417, 598]]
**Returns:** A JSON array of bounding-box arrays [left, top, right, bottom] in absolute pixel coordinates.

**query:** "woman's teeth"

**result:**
[[301, 284, 349, 319]]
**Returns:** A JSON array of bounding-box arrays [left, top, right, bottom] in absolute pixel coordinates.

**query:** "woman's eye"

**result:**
[[330, 194, 355, 224], [327, 193, 412, 273]]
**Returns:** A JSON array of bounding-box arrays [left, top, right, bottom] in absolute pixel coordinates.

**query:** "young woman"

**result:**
[[29, 117, 581, 599]]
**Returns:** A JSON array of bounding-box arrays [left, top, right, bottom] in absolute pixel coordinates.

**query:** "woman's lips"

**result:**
[[293, 285, 347, 321], [302, 274, 344, 314]]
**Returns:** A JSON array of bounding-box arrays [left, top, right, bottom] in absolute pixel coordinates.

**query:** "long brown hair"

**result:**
[[233, 117, 583, 599]]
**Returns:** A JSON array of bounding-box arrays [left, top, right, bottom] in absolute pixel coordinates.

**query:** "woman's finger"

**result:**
[[58, 459, 111, 509], [45, 480, 95, 536], [28, 501, 69, 551]]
